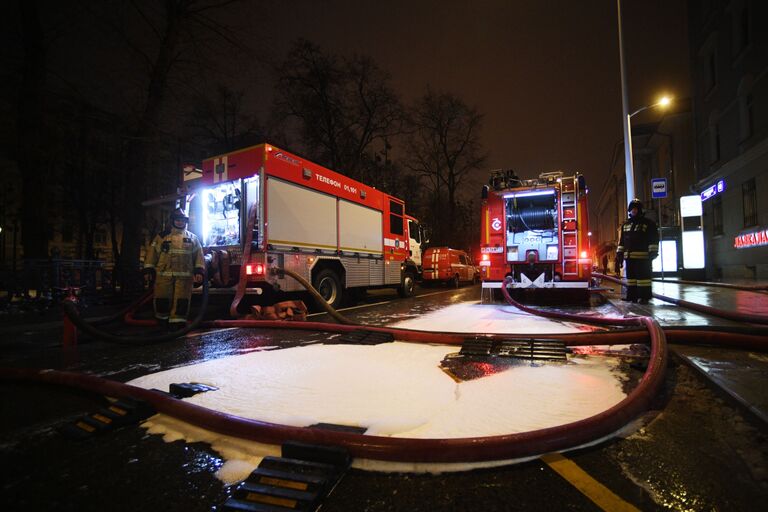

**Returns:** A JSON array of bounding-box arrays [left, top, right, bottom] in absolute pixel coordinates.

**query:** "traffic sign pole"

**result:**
[[651, 178, 668, 281]]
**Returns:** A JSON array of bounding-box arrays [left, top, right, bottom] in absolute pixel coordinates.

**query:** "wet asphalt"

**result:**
[[1, 283, 767, 511]]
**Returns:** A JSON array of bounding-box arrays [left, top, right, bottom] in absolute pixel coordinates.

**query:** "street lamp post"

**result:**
[[617, 0, 635, 202], [617, 0, 672, 203]]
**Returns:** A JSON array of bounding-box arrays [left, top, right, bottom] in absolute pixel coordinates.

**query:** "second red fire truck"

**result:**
[[182, 143, 426, 310], [479, 169, 592, 302]]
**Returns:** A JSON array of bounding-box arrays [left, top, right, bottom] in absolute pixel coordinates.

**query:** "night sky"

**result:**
[[246, 0, 691, 195], [4, 0, 691, 199]]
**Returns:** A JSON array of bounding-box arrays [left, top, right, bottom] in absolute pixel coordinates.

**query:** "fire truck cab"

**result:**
[[181, 143, 426, 310], [479, 169, 592, 302]]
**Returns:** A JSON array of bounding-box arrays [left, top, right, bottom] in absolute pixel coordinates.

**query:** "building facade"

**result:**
[[689, 0, 768, 279], [594, 106, 695, 276]]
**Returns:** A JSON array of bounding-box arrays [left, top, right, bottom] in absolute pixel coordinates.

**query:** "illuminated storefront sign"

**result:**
[[700, 179, 725, 202], [680, 195, 705, 269], [734, 229, 768, 249]]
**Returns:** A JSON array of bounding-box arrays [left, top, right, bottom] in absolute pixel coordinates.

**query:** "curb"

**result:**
[[670, 348, 768, 430]]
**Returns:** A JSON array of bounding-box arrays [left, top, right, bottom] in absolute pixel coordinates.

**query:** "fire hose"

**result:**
[[594, 272, 768, 325], [60, 270, 209, 345], [275, 267, 355, 325], [3, 269, 767, 462], [652, 277, 768, 292], [2, 274, 669, 463]]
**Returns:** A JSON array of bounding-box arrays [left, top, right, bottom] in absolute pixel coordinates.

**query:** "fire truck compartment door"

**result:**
[[339, 200, 383, 255], [267, 178, 337, 250]]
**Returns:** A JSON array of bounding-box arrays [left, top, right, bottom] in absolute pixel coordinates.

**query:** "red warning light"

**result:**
[[246, 263, 265, 276]]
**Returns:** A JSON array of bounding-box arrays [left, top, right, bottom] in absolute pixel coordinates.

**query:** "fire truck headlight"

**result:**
[[580, 250, 588, 258]]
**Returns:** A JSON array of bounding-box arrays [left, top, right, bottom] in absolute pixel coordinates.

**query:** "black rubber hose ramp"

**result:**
[[61, 270, 209, 345]]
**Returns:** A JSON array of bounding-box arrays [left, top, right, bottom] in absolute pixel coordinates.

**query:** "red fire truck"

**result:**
[[478, 169, 592, 301], [182, 143, 426, 310]]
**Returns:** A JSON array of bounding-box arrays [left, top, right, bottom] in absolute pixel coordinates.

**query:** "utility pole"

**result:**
[[617, 0, 636, 202]]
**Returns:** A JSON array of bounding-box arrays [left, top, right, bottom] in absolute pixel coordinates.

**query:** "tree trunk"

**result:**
[[17, 0, 49, 261], [118, 1, 184, 290]]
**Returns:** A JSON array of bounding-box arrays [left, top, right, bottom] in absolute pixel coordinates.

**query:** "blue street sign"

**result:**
[[700, 178, 726, 202], [651, 178, 668, 199]]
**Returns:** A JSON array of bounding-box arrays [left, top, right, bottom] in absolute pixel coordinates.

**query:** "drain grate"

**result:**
[[458, 337, 568, 361]]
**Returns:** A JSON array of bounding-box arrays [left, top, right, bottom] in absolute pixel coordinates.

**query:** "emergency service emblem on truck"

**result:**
[[479, 169, 592, 302], [184, 143, 424, 310]]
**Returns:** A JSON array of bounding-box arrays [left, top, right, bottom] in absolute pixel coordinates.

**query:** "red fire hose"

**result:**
[[652, 277, 768, 292], [4, 271, 767, 463], [1, 277, 670, 463], [594, 272, 768, 325]]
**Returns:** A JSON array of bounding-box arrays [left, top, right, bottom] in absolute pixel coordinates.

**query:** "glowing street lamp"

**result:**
[[621, 92, 673, 202], [630, 96, 673, 118]]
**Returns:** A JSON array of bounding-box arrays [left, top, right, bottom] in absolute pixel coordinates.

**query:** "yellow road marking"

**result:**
[[541, 453, 640, 512]]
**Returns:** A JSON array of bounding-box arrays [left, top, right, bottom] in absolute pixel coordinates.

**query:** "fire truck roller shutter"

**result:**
[[267, 178, 337, 251], [507, 207, 556, 233]]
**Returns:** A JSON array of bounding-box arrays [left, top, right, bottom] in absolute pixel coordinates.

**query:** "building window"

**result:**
[[734, 4, 750, 55], [738, 76, 754, 141], [745, 93, 754, 138], [742, 178, 757, 227], [705, 51, 717, 93], [712, 195, 723, 235], [709, 122, 721, 163]]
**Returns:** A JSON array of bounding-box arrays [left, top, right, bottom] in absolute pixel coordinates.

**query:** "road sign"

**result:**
[[651, 178, 667, 199]]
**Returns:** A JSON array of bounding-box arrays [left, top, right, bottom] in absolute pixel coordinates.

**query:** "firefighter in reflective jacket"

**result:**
[[144, 209, 205, 325], [616, 199, 659, 303]]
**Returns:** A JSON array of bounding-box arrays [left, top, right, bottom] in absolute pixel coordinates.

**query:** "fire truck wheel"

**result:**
[[313, 269, 343, 309], [398, 272, 415, 298]]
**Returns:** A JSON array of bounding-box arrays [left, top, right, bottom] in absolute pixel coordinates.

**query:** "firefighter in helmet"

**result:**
[[616, 199, 659, 303], [144, 208, 205, 327]]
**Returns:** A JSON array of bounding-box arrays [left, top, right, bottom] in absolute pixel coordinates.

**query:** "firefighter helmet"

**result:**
[[170, 208, 189, 224], [627, 198, 643, 214]]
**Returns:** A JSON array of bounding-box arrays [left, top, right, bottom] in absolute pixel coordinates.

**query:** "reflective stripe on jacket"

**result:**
[[144, 228, 204, 276]]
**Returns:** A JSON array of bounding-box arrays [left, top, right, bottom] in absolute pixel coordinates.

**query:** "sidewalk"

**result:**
[[671, 344, 768, 426], [604, 280, 768, 428]]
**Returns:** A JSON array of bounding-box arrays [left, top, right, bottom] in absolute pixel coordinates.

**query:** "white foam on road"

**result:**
[[128, 302, 627, 478], [391, 302, 593, 334]]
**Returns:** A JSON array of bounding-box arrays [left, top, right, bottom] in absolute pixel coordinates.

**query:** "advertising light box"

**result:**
[[652, 240, 677, 273], [680, 195, 704, 269]]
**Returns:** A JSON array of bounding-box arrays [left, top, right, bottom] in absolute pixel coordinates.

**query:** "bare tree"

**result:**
[[16, 0, 50, 261], [407, 88, 486, 245], [186, 84, 263, 155], [106, 0, 243, 289], [272, 39, 404, 181]]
